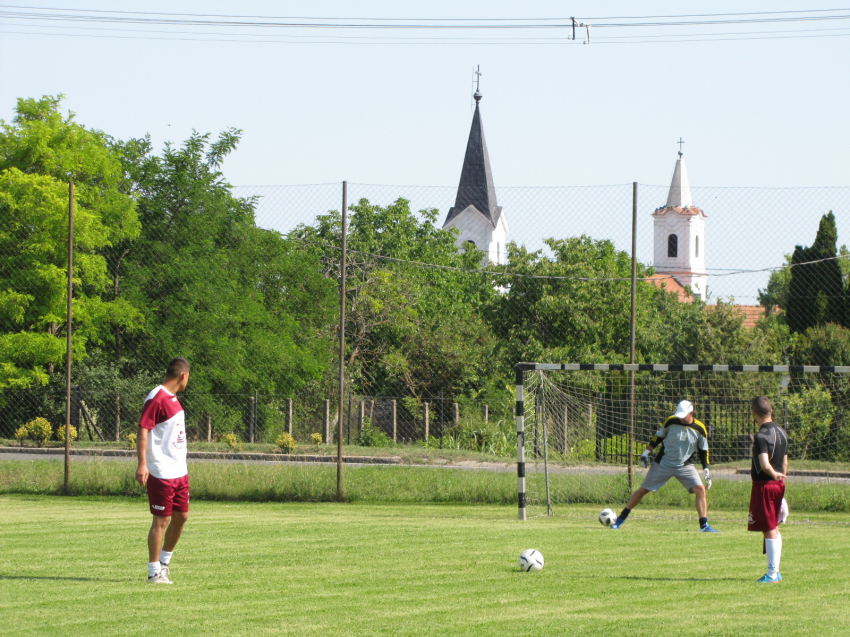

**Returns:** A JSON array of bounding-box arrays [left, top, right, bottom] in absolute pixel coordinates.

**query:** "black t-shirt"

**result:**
[[751, 421, 788, 481]]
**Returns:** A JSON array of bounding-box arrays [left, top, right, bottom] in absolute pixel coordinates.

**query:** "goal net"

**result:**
[[515, 363, 850, 520]]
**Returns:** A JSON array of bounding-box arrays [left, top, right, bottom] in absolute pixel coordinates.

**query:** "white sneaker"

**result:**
[[160, 563, 170, 580], [148, 571, 173, 584]]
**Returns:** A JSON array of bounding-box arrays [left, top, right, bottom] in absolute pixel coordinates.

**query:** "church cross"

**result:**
[[475, 65, 482, 92], [678, 137, 685, 157]]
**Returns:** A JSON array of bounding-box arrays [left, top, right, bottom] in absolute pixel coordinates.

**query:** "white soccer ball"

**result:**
[[599, 508, 617, 526], [519, 549, 544, 572]]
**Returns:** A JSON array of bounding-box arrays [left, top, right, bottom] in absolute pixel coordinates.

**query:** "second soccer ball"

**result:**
[[599, 508, 617, 526]]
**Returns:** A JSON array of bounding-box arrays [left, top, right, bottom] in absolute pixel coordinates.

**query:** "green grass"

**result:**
[[1, 496, 848, 637], [2, 459, 850, 512]]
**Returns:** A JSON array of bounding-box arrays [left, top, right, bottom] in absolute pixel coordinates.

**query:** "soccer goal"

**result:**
[[515, 363, 850, 520]]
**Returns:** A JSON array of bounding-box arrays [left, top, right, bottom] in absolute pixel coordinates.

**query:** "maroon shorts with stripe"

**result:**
[[146, 474, 190, 517], [748, 480, 785, 532]]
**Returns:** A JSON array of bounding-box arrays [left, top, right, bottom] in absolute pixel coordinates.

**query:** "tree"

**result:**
[[114, 130, 337, 397], [0, 96, 139, 388], [294, 197, 498, 401], [786, 212, 844, 333]]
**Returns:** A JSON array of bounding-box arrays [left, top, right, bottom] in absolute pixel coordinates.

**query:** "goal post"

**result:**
[[515, 362, 850, 520]]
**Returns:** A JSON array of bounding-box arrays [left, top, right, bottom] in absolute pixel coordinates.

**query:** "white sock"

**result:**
[[765, 534, 782, 577], [148, 561, 161, 578], [160, 550, 173, 566]]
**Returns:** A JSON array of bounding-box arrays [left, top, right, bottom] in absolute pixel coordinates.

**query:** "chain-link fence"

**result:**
[[4, 173, 850, 457]]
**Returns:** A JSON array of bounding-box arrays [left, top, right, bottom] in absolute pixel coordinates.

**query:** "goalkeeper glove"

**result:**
[[704, 468, 712, 490], [639, 450, 651, 468]]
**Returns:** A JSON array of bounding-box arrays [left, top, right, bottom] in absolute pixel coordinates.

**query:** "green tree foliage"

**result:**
[[786, 212, 844, 333], [0, 96, 139, 388], [114, 131, 337, 395], [294, 198, 497, 401]]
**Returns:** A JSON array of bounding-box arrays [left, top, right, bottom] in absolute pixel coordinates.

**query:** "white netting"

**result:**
[[522, 369, 850, 517]]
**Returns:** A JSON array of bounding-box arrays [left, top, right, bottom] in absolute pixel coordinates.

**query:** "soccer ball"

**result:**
[[519, 549, 544, 572], [599, 508, 617, 526]]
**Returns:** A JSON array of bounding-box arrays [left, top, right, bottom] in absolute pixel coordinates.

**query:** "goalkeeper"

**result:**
[[611, 400, 718, 532]]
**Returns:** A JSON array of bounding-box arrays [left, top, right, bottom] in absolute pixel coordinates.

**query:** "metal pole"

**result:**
[[63, 182, 74, 493], [439, 393, 444, 449], [336, 181, 347, 501], [628, 181, 637, 491], [516, 366, 526, 521]]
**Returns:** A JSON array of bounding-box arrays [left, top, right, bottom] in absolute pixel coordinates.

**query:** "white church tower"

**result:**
[[443, 80, 508, 265], [652, 145, 708, 300]]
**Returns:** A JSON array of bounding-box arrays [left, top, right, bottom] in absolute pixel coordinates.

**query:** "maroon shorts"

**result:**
[[146, 474, 190, 517], [748, 480, 785, 532]]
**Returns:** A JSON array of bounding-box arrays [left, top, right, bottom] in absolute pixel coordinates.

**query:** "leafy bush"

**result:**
[[357, 420, 393, 447], [126, 432, 137, 449], [56, 425, 78, 442], [15, 418, 53, 446], [310, 433, 323, 452], [14, 425, 28, 446], [276, 433, 296, 454], [224, 432, 243, 451]]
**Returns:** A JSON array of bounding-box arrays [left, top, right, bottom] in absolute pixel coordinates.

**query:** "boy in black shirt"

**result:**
[[748, 396, 788, 583]]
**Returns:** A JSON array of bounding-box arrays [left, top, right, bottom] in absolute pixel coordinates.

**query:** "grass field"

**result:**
[[2, 495, 849, 637]]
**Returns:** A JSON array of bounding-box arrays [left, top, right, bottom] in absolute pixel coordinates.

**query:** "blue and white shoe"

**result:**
[[757, 572, 781, 583], [610, 518, 626, 529], [699, 524, 720, 533]]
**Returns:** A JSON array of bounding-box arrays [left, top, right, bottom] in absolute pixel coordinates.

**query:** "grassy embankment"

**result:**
[[2, 458, 849, 512]]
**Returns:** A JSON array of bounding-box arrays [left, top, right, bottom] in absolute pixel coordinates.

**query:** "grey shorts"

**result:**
[[640, 463, 703, 493]]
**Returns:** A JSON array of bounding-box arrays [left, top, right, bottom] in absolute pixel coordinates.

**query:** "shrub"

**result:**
[[14, 425, 28, 446], [276, 433, 296, 454], [310, 433, 323, 452], [17, 418, 53, 446], [224, 432, 243, 451], [56, 425, 78, 442], [126, 432, 137, 449], [357, 420, 393, 448]]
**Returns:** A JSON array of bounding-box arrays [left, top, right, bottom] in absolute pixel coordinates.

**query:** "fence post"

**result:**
[[359, 400, 365, 430], [562, 404, 568, 454], [248, 395, 256, 444], [453, 402, 459, 424], [115, 393, 121, 442], [424, 402, 429, 441], [324, 399, 330, 444], [391, 400, 397, 443], [287, 398, 293, 436], [483, 404, 489, 424], [206, 413, 212, 443]]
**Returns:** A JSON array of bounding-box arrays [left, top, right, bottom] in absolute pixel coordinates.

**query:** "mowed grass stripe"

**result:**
[[1, 496, 849, 637]]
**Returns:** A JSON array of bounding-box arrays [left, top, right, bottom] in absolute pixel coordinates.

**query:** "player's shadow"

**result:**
[[0, 574, 117, 582]]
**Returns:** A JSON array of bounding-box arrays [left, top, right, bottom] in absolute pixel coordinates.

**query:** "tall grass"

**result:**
[[1, 459, 847, 511]]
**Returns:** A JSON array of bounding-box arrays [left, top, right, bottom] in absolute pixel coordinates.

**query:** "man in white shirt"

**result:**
[[135, 357, 190, 584]]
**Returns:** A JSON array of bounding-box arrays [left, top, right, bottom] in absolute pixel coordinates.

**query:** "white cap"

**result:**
[[674, 400, 694, 419]]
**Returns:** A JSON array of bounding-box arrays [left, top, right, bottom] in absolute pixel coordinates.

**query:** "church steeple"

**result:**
[[442, 71, 508, 265], [444, 90, 500, 227], [652, 142, 707, 300], [665, 144, 694, 208]]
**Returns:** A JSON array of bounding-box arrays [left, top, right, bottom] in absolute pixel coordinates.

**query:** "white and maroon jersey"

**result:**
[[140, 385, 188, 480]]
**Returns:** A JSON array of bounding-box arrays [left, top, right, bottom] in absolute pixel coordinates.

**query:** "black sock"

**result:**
[[619, 507, 631, 520], [699, 517, 708, 529]]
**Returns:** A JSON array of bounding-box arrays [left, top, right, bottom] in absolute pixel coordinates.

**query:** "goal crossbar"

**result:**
[[514, 363, 850, 521]]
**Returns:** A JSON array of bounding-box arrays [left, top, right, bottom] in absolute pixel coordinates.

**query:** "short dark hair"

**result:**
[[752, 396, 772, 417], [165, 357, 191, 379]]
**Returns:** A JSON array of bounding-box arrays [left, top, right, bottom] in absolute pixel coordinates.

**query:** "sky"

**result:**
[[1, 2, 849, 302], [1, 1, 848, 189]]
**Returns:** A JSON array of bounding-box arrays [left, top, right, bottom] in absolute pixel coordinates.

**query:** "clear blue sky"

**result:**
[[1, 1, 848, 188], [2, 2, 849, 303]]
